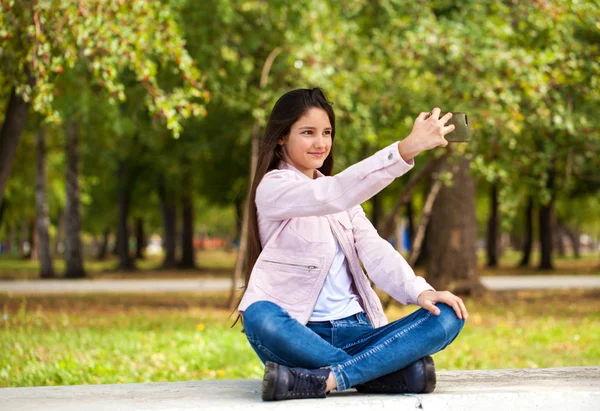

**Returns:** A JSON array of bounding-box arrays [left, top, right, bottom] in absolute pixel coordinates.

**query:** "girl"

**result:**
[[238, 88, 468, 401]]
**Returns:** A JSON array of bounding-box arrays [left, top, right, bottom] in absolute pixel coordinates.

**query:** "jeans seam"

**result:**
[[338, 322, 392, 350], [246, 335, 296, 368], [257, 343, 297, 368], [332, 327, 337, 347], [338, 311, 432, 370]]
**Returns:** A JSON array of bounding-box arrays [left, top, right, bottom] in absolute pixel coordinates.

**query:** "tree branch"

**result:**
[[380, 152, 449, 240]]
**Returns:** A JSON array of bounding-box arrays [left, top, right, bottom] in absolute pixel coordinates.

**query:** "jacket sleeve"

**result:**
[[256, 141, 414, 220], [348, 204, 434, 305]]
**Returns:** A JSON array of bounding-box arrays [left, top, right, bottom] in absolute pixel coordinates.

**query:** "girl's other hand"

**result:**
[[398, 108, 454, 161], [417, 290, 469, 320]]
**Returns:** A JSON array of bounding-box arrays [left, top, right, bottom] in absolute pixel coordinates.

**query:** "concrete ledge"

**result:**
[[1, 367, 598, 411]]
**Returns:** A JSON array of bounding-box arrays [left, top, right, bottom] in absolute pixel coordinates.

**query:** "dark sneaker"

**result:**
[[355, 355, 436, 394], [262, 361, 331, 401]]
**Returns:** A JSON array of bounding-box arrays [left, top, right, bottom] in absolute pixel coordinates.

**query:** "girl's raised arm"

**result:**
[[256, 141, 413, 220]]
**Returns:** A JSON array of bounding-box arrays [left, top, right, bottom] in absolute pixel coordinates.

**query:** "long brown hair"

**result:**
[[244, 87, 336, 290]]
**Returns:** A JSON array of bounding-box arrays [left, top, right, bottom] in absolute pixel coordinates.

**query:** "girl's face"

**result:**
[[278, 107, 332, 179]]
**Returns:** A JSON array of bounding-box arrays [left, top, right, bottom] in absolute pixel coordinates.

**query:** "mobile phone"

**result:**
[[442, 112, 470, 142]]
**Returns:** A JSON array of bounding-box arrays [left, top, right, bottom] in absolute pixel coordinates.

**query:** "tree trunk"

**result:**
[[9, 222, 17, 255], [519, 197, 534, 267], [426, 158, 482, 294], [19, 217, 28, 257], [112, 228, 120, 256], [28, 216, 37, 260], [158, 175, 177, 269], [539, 203, 554, 269], [405, 199, 415, 251], [234, 196, 243, 242], [117, 160, 134, 270], [486, 184, 499, 267], [0, 199, 5, 228], [54, 210, 64, 257], [35, 128, 55, 278], [380, 153, 449, 240], [179, 171, 195, 269], [538, 167, 555, 270], [64, 122, 86, 278], [414, 179, 433, 268], [554, 222, 566, 258], [135, 218, 145, 260], [0, 84, 33, 207], [371, 193, 382, 232], [96, 228, 110, 260], [559, 222, 581, 258]]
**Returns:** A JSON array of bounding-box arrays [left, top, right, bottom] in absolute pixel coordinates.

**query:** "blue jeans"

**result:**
[[242, 301, 464, 392]]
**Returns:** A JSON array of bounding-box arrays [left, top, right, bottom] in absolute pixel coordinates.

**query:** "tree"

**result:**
[[64, 121, 85, 278], [518, 197, 534, 267], [0, 0, 209, 206], [179, 168, 195, 269], [486, 184, 499, 267], [426, 158, 483, 294], [158, 173, 177, 269], [35, 126, 54, 278]]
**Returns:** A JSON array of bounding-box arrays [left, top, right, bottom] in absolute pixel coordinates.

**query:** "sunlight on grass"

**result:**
[[1, 249, 597, 280], [0, 249, 238, 280], [1, 290, 599, 388]]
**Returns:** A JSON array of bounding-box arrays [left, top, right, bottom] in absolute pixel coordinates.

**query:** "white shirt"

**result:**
[[309, 234, 363, 321]]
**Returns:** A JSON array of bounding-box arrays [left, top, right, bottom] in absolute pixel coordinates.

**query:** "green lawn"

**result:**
[[0, 248, 598, 280], [1, 290, 599, 388], [476, 249, 600, 277], [0, 249, 237, 280]]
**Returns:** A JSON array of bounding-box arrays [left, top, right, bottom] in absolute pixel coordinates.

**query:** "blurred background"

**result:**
[[0, 0, 598, 388]]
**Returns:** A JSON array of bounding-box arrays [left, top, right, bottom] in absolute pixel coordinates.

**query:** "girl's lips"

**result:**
[[309, 152, 325, 157]]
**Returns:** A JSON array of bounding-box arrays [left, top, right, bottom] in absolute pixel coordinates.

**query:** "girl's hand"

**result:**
[[417, 290, 469, 320], [398, 108, 454, 161]]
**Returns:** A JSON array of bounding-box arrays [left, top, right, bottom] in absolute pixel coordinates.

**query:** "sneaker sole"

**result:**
[[262, 361, 278, 401], [422, 356, 436, 393]]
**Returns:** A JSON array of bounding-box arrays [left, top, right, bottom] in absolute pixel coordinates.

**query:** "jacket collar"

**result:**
[[278, 160, 325, 180]]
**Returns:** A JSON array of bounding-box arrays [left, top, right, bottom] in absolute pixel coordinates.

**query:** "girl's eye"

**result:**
[[302, 130, 331, 136]]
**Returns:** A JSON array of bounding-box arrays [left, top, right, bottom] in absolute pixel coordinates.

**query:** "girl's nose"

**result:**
[[314, 135, 328, 147]]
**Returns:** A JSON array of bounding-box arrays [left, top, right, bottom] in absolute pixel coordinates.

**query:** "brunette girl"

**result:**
[[238, 88, 467, 401]]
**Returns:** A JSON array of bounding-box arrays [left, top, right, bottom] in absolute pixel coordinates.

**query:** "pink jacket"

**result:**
[[238, 141, 434, 328]]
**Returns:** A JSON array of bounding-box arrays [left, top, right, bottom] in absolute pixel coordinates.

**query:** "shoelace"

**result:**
[[289, 370, 326, 397]]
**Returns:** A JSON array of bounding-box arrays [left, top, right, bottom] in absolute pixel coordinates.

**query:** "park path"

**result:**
[[0, 275, 599, 294], [1, 367, 599, 410]]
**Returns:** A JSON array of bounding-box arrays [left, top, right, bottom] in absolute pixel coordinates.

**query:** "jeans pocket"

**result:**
[[333, 312, 370, 328], [356, 312, 372, 326]]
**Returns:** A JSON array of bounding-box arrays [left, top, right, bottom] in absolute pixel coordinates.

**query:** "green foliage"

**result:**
[[0, 0, 209, 137], [1, 0, 599, 261]]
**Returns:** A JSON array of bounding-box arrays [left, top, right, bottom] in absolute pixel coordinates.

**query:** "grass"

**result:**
[[0, 249, 237, 280], [476, 249, 600, 277], [0, 248, 598, 281], [1, 289, 599, 388]]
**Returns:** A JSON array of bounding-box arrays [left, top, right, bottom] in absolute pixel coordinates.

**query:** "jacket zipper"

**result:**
[[305, 249, 336, 324], [263, 260, 318, 270], [328, 217, 377, 325], [264, 259, 326, 325]]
